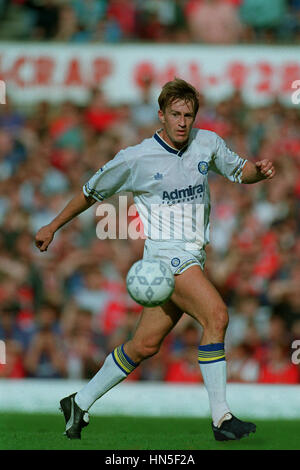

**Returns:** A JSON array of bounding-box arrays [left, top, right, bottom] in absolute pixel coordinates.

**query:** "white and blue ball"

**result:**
[[126, 259, 175, 307]]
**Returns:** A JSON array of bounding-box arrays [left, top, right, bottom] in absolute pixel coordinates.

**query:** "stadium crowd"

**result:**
[[0, 0, 300, 45], [0, 78, 299, 384]]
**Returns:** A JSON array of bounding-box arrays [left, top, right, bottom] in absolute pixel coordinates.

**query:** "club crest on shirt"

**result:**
[[198, 161, 208, 175], [171, 257, 180, 267]]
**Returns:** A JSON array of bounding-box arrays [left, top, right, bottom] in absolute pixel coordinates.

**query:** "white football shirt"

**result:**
[[83, 129, 247, 252]]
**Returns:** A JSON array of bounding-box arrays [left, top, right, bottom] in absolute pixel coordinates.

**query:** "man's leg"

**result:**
[[171, 265, 256, 439], [61, 300, 182, 438], [171, 265, 229, 427], [123, 300, 183, 363]]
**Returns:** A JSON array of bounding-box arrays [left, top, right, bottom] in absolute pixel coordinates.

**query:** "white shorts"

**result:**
[[143, 239, 206, 275]]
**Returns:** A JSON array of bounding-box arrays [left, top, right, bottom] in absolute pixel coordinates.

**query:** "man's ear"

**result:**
[[158, 109, 165, 124]]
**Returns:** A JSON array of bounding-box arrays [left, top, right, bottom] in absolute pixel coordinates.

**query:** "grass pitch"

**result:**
[[0, 412, 299, 450]]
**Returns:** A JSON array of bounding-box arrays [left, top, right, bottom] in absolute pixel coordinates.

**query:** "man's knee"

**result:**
[[201, 304, 229, 334], [129, 339, 160, 362], [215, 307, 229, 333]]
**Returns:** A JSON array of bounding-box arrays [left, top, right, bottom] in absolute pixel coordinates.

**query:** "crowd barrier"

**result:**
[[1, 380, 300, 419]]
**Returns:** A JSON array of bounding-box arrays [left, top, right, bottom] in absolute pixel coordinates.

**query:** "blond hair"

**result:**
[[158, 78, 200, 117]]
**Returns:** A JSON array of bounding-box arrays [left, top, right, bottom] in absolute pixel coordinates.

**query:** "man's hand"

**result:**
[[35, 192, 96, 253], [255, 159, 276, 180], [35, 224, 55, 252]]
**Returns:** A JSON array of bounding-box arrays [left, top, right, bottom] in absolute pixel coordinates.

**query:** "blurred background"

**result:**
[[0, 0, 299, 390]]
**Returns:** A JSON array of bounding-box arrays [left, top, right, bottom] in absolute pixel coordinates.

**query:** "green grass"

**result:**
[[0, 413, 299, 450]]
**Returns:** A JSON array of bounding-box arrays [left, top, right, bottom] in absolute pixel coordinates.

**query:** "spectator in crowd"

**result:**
[[0, 129, 27, 181], [0, 97, 25, 136], [131, 78, 158, 128], [0, 304, 33, 351], [239, 0, 287, 43], [25, 0, 60, 40], [71, 0, 107, 36], [62, 306, 106, 379], [269, 260, 300, 332], [226, 294, 271, 349], [164, 320, 203, 383], [185, 0, 244, 44], [226, 342, 260, 382], [258, 341, 300, 384], [85, 89, 121, 134], [164, 347, 203, 383], [106, 0, 137, 40], [24, 302, 66, 378], [0, 339, 26, 378]]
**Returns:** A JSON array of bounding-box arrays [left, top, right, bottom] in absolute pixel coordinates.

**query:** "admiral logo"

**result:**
[[163, 184, 203, 201], [154, 172, 163, 180]]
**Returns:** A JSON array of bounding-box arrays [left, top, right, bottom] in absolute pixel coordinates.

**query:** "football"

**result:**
[[126, 259, 175, 307]]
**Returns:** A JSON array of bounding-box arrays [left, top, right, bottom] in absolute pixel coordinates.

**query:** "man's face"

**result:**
[[158, 99, 196, 150]]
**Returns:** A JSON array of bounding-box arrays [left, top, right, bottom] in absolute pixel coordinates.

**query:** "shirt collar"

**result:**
[[154, 130, 189, 157]]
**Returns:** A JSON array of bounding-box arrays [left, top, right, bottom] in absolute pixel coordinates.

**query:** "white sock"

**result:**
[[198, 343, 231, 427], [75, 344, 138, 411]]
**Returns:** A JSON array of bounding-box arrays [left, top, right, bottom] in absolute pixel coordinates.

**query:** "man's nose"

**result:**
[[179, 116, 186, 127]]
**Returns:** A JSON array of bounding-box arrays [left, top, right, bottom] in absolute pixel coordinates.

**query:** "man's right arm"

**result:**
[[35, 191, 96, 252], [35, 149, 133, 252]]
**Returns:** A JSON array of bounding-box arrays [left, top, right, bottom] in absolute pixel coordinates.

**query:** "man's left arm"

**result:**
[[241, 159, 276, 184], [211, 134, 276, 184]]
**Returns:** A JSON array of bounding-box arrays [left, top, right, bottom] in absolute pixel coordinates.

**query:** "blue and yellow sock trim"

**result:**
[[198, 343, 225, 364], [112, 344, 138, 376]]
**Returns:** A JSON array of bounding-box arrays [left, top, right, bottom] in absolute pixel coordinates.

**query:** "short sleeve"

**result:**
[[83, 150, 132, 202], [210, 134, 247, 183]]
